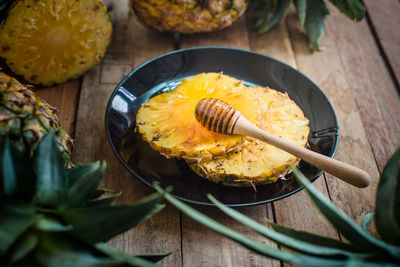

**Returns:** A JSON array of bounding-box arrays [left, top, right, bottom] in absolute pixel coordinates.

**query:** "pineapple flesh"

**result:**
[[0, 0, 112, 86], [189, 86, 310, 187], [0, 72, 72, 160], [131, 0, 248, 33], [136, 73, 260, 162]]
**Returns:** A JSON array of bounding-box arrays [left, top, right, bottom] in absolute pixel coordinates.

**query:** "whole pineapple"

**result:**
[[0, 72, 72, 160], [0, 133, 169, 266], [0, 0, 112, 86]]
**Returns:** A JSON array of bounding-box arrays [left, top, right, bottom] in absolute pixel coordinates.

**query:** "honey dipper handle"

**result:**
[[233, 116, 370, 188]]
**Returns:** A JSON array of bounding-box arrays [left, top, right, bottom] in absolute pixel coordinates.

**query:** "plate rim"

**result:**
[[104, 46, 339, 207]]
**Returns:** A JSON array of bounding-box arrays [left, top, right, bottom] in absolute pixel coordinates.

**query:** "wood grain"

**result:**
[[72, 1, 181, 266], [364, 0, 400, 92], [180, 18, 279, 267], [35, 79, 81, 137]]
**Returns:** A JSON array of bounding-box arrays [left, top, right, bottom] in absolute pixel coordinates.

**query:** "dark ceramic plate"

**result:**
[[105, 47, 339, 207]]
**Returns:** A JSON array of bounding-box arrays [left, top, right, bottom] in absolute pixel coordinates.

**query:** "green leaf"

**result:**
[[9, 231, 39, 262], [0, 204, 38, 256], [375, 149, 400, 244], [154, 185, 347, 267], [135, 253, 172, 263], [86, 193, 121, 207], [266, 219, 359, 251], [257, 0, 292, 33], [59, 191, 166, 243], [292, 167, 400, 258], [303, 0, 330, 51], [294, 0, 307, 27], [66, 162, 106, 207], [361, 212, 374, 232], [34, 216, 73, 232], [0, 138, 17, 196], [208, 194, 365, 257], [95, 243, 161, 266], [33, 133, 67, 207], [329, 0, 365, 21]]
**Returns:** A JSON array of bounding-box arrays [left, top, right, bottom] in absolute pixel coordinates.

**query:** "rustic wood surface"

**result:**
[[35, 1, 400, 266]]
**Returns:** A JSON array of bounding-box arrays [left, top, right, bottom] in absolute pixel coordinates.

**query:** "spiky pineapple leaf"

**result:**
[[95, 243, 162, 266], [154, 185, 349, 267], [328, 0, 365, 21], [86, 193, 121, 207], [361, 212, 374, 232], [34, 216, 73, 232], [66, 162, 106, 207], [257, 0, 292, 33], [33, 133, 67, 207], [9, 231, 38, 263], [303, 0, 330, 51], [59, 191, 166, 243], [208, 194, 365, 257], [294, 0, 307, 26], [0, 204, 38, 256], [292, 167, 400, 258], [375, 149, 400, 244]]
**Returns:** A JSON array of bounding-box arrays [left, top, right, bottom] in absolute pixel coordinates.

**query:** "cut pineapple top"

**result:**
[[189, 86, 310, 187], [136, 73, 261, 161], [0, 0, 112, 86]]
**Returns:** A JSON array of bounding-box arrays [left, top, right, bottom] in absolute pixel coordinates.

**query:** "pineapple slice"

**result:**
[[136, 73, 260, 162], [189, 86, 310, 187], [0, 0, 112, 86]]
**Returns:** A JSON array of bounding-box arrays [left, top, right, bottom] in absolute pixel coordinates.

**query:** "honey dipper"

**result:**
[[195, 98, 370, 188]]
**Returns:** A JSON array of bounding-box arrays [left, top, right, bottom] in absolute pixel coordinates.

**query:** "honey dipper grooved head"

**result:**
[[195, 98, 241, 135]]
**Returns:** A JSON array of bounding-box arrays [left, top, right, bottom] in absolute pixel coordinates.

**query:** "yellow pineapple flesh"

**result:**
[[0, 0, 112, 86], [188, 86, 310, 187], [136, 73, 260, 162]]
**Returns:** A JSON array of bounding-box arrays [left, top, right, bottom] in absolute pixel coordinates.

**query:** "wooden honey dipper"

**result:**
[[195, 98, 370, 188]]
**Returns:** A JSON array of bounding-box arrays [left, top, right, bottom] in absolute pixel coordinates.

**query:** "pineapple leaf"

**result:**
[[375, 148, 400, 244], [95, 243, 162, 266], [34, 216, 73, 232], [33, 133, 67, 207], [0, 138, 17, 196], [66, 162, 106, 207], [328, 0, 365, 21], [0, 204, 38, 256], [59, 191, 166, 243], [361, 212, 374, 232], [303, 0, 330, 52], [154, 185, 348, 266], [257, 0, 292, 33], [85, 193, 121, 207], [292, 167, 400, 258], [9, 231, 38, 263], [265, 219, 358, 251], [294, 0, 307, 27], [135, 253, 173, 263], [208, 194, 365, 257]]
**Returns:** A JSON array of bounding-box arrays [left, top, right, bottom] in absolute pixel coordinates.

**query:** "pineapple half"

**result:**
[[131, 0, 248, 33], [0, 0, 112, 86], [136, 73, 260, 162], [189, 86, 310, 187]]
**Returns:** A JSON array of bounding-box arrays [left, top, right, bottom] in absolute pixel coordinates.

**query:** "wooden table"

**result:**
[[36, 1, 400, 266]]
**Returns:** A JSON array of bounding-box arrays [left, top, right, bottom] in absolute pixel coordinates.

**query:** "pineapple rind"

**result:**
[[0, 0, 112, 86], [136, 73, 260, 162], [189, 86, 310, 187]]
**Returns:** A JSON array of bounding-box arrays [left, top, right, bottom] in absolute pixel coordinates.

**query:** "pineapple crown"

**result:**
[[0, 133, 170, 266], [156, 148, 400, 266]]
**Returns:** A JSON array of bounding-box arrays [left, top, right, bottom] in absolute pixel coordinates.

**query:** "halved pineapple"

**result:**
[[136, 73, 260, 162], [0, 0, 112, 86], [188, 86, 310, 187]]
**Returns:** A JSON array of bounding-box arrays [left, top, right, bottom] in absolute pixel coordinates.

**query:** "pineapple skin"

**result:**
[[136, 73, 260, 162], [131, 0, 248, 33], [189, 87, 310, 187], [0, 0, 112, 87], [0, 72, 72, 159]]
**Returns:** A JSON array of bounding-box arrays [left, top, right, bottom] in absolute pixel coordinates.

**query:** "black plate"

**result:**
[[105, 47, 339, 207]]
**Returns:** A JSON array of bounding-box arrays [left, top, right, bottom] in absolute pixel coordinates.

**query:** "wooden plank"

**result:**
[[327, 3, 400, 172], [283, 8, 380, 228], [72, 1, 181, 266], [246, 11, 340, 244], [179, 18, 279, 267], [35, 79, 81, 137], [364, 0, 400, 92]]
